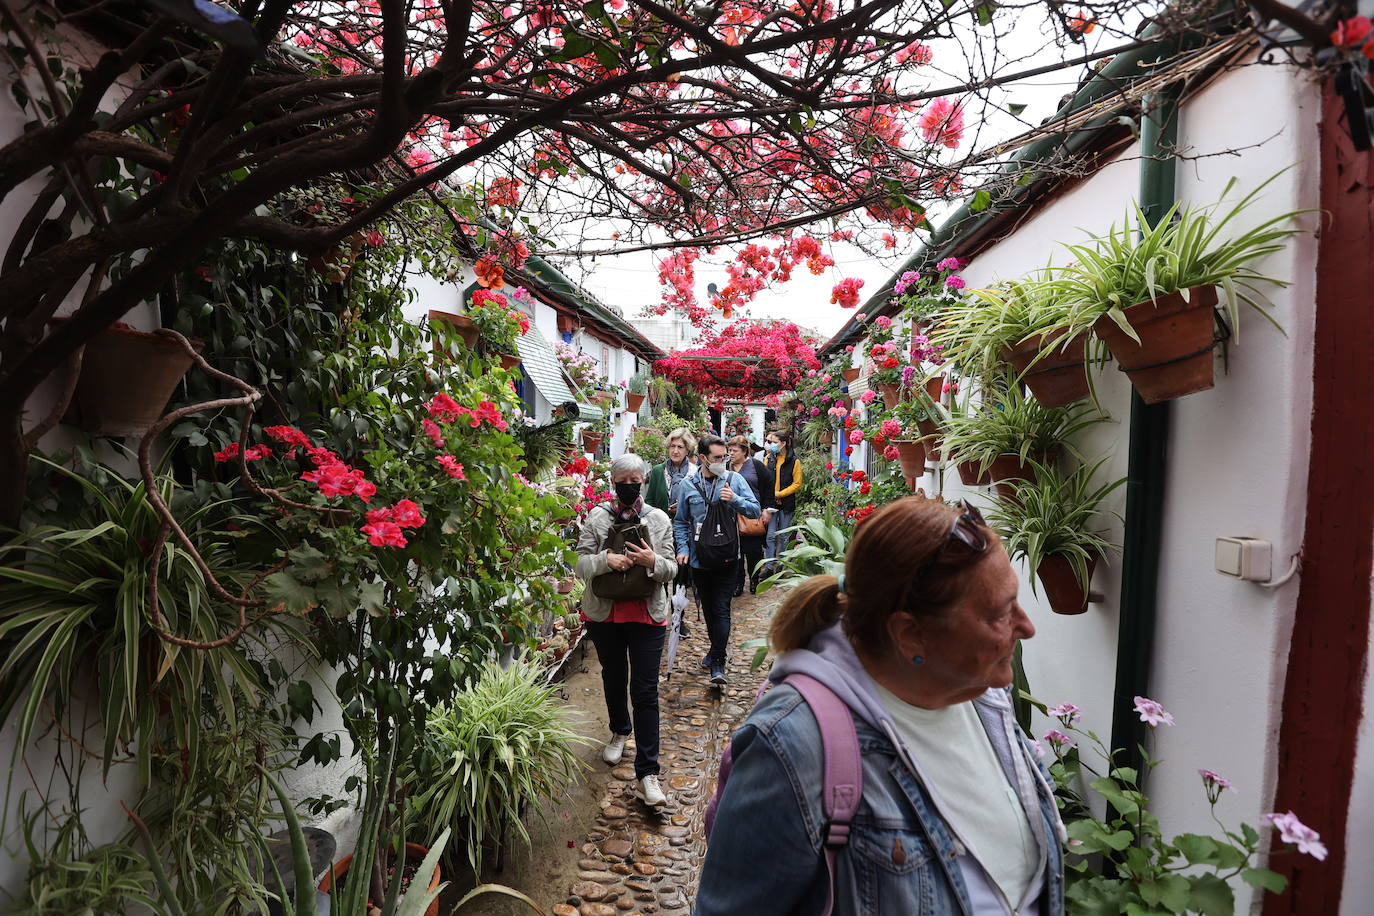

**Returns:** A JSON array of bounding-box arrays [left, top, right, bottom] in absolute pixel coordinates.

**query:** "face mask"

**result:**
[[768, 443, 781, 454], [707, 461, 728, 477], [614, 482, 641, 506]]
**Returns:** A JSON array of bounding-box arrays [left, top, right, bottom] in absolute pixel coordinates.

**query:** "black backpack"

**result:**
[[590, 507, 657, 601], [691, 477, 740, 569]]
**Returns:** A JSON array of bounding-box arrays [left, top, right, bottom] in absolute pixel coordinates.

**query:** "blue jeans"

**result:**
[[586, 621, 665, 778], [765, 508, 795, 565]]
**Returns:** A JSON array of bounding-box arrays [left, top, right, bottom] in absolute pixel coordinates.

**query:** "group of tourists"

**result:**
[[576, 428, 1061, 915]]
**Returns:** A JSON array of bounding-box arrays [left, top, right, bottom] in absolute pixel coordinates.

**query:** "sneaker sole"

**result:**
[[710, 674, 727, 686], [639, 792, 668, 807]]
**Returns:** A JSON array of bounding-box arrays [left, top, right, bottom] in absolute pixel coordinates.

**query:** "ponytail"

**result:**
[[770, 574, 845, 652]]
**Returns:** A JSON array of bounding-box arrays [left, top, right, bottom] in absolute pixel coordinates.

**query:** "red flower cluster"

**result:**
[[301, 448, 377, 503], [437, 455, 467, 480], [361, 498, 427, 548], [830, 277, 865, 308]]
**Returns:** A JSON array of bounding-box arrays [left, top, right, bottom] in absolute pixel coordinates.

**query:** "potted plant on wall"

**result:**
[[940, 383, 1100, 495], [467, 288, 529, 369], [1055, 175, 1308, 403], [626, 370, 650, 413], [986, 458, 1125, 614]]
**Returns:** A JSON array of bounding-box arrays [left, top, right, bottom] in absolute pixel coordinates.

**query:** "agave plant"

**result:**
[[985, 457, 1126, 595], [1054, 173, 1309, 343], [939, 383, 1103, 473]]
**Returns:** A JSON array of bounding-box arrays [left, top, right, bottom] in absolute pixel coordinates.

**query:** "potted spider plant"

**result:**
[[626, 370, 650, 413], [940, 383, 1100, 495], [986, 457, 1125, 615], [985, 275, 1106, 409], [1055, 175, 1308, 403]]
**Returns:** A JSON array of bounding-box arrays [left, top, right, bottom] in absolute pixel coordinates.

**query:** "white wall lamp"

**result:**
[[1214, 537, 1303, 589]]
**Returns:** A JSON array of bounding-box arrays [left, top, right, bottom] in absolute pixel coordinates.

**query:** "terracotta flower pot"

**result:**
[[1092, 285, 1219, 404], [893, 440, 927, 490], [989, 454, 1039, 499], [626, 392, 646, 413], [319, 842, 442, 916], [1003, 332, 1092, 409], [957, 459, 993, 487], [878, 382, 901, 410], [557, 576, 576, 594], [1036, 554, 1097, 615], [924, 375, 945, 402], [581, 430, 604, 453], [497, 352, 522, 370], [49, 320, 203, 437], [917, 419, 942, 460], [842, 367, 861, 383], [428, 310, 480, 350]]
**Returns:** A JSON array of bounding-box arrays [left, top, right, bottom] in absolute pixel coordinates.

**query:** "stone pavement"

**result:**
[[548, 587, 779, 916]]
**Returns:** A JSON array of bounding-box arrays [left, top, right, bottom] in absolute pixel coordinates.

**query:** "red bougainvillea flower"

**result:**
[[265, 425, 312, 449], [918, 98, 965, 148], [831, 277, 865, 308], [1067, 10, 1096, 34], [427, 393, 463, 422], [214, 442, 241, 462], [475, 254, 505, 289], [1332, 15, 1372, 46], [361, 520, 407, 548], [486, 176, 523, 208], [437, 455, 467, 480]]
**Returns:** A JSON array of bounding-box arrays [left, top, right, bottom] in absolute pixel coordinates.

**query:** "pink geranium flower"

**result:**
[[860, 390, 877, 404], [1048, 703, 1082, 724], [1262, 811, 1328, 860], [437, 455, 466, 480], [361, 520, 407, 548], [1044, 729, 1074, 748], [1133, 696, 1175, 727], [390, 499, 426, 529], [847, 429, 863, 444]]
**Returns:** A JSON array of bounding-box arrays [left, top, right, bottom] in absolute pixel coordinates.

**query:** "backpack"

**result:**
[[590, 507, 657, 601], [704, 674, 861, 916], [690, 477, 740, 569]]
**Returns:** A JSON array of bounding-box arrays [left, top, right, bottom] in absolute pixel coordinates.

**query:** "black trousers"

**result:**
[[735, 536, 767, 593], [692, 563, 737, 667], [586, 620, 665, 779]]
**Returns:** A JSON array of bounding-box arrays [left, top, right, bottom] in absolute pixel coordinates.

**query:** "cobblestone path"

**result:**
[[548, 588, 779, 916]]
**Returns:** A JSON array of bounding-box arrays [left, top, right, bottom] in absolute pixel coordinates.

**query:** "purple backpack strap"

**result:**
[[785, 673, 862, 916]]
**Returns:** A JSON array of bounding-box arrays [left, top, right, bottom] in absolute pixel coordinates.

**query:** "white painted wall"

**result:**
[[925, 59, 1322, 911]]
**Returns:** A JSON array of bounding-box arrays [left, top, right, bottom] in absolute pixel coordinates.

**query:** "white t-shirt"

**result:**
[[874, 684, 1041, 911]]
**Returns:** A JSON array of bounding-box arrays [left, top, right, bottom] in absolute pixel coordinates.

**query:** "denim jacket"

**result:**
[[694, 625, 1065, 916], [671, 470, 760, 568]]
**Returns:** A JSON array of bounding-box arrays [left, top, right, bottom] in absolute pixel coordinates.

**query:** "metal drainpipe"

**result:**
[[1108, 87, 1180, 777]]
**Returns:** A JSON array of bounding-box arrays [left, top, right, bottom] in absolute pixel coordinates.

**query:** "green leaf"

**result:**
[[594, 43, 619, 70], [1175, 833, 1220, 865], [287, 680, 317, 724], [287, 543, 332, 582], [359, 581, 388, 617], [971, 189, 992, 212], [261, 571, 318, 614], [1188, 873, 1235, 916], [1008, 102, 1027, 116], [976, 2, 996, 25], [1241, 867, 1287, 894]]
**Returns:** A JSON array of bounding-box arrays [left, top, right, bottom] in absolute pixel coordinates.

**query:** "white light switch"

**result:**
[[1215, 537, 1273, 582]]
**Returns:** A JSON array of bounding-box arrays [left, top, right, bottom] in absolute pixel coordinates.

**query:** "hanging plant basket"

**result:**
[[1003, 332, 1092, 409], [581, 430, 605, 453], [893, 440, 927, 490], [49, 320, 203, 438], [957, 459, 994, 487], [1092, 285, 1221, 404], [319, 842, 442, 916], [497, 352, 522, 370], [626, 392, 646, 413], [842, 367, 861, 383], [428, 310, 480, 350], [1036, 554, 1097, 615]]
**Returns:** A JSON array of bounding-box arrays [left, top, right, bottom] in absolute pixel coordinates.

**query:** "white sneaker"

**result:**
[[638, 774, 667, 807], [602, 733, 629, 765]]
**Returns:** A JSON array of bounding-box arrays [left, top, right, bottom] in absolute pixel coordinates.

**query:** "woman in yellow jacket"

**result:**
[[762, 429, 803, 573]]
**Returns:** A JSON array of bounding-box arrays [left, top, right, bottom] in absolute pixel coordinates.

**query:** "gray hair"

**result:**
[[609, 452, 650, 479], [666, 428, 697, 452]]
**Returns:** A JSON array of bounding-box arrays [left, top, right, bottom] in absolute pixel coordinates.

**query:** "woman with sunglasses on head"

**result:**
[[695, 497, 1065, 916]]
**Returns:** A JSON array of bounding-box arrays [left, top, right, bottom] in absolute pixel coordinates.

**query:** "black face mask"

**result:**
[[615, 482, 642, 506]]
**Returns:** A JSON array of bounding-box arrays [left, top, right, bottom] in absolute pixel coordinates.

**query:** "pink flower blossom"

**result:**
[[883, 444, 900, 461], [860, 390, 877, 405], [831, 277, 865, 308], [264, 426, 311, 448], [875, 315, 893, 330], [422, 418, 445, 448], [1199, 769, 1231, 790], [244, 444, 272, 461], [403, 147, 435, 171], [893, 270, 921, 295], [1133, 696, 1175, 727], [848, 429, 863, 444], [1048, 703, 1082, 724], [1263, 811, 1328, 860], [390, 499, 426, 528], [945, 275, 966, 290], [810, 407, 821, 416], [437, 455, 466, 480], [214, 442, 241, 462], [1044, 729, 1074, 748], [427, 393, 462, 422], [828, 406, 849, 418], [917, 98, 965, 148], [936, 257, 964, 271], [361, 520, 407, 548], [1332, 15, 1372, 47], [881, 419, 902, 438]]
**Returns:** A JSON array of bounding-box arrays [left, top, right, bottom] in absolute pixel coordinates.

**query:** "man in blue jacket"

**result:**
[[673, 434, 760, 685]]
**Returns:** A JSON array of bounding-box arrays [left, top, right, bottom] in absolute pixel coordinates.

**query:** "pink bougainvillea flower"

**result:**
[[427, 393, 462, 423], [437, 455, 466, 480], [1048, 703, 1082, 724], [361, 520, 407, 548], [1332, 15, 1372, 47], [1133, 696, 1175, 727], [390, 499, 426, 529], [403, 147, 434, 172], [918, 98, 965, 148], [422, 418, 445, 448], [213, 442, 241, 462], [1262, 811, 1328, 860], [830, 277, 865, 308]]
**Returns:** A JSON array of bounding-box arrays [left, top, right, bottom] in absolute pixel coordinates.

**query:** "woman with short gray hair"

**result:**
[[645, 427, 698, 518], [574, 452, 678, 807]]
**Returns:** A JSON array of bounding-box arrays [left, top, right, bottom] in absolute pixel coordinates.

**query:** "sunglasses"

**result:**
[[920, 499, 990, 571]]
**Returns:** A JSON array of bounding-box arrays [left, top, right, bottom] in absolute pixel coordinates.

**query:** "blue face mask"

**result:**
[[768, 443, 781, 454]]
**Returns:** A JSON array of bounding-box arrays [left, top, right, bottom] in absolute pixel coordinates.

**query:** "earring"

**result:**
[[911, 654, 924, 666]]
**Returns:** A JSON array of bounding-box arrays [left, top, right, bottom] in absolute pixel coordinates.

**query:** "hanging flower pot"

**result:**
[[1003, 332, 1092, 409], [924, 375, 945, 402], [917, 419, 942, 461], [842, 367, 861, 383], [626, 392, 646, 413], [49, 320, 203, 438], [893, 440, 927, 490], [319, 842, 442, 916], [1035, 554, 1097, 615], [497, 352, 522, 371], [428, 309, 480, 350], [1092, 285, 1220, 404], [989, 454, 1040, 500], [581, 430, 605, 453], [957, 459, 993, 487], [878, 382, 901, 410], [557, 576, 576, 594]]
